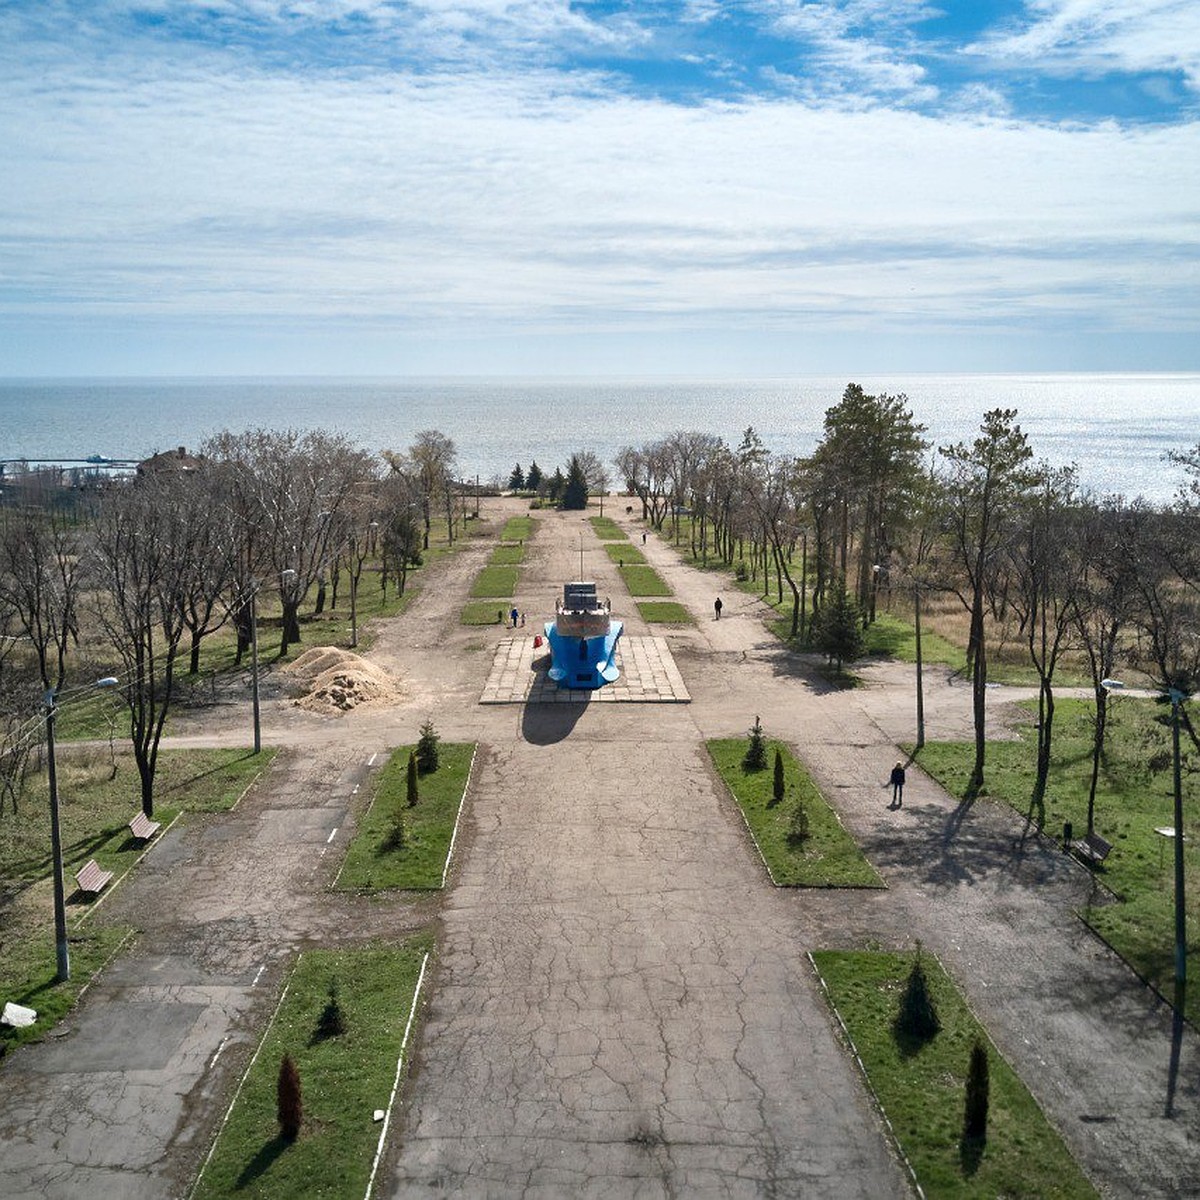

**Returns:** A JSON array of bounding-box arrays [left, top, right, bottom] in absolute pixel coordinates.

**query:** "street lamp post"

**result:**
[[44, 676, 119, 982], [913, 582, 925, 750], [1168, 687, 1187, 995], [249, 580, 261, 754], [349, 537, 358, 649]]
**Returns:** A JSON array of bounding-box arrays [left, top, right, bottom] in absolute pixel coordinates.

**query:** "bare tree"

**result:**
[[0, 509, 82, 693], [937, 409, 1038, 798], [1072, 497, 1140, 835], [392, 431, 457, 551], [90, 478, 200, 816], [205, 429, 376, 655], [1004, 465, 1082, 819]]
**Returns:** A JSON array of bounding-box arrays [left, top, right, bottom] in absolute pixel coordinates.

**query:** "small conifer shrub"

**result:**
[[406, 750, 419, 808], [416, 719, 440, 773], [743, 715, 768, 771], [772, 747, 785, 806], [277, 1053, 303, 1141]]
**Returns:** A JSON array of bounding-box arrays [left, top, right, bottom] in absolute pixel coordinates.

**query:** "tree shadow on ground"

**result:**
[[235, 1133, 292, 1189], [960, 1134, 985, 1176]]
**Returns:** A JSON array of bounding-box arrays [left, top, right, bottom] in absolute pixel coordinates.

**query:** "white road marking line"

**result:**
[[208, 1036, 229, 1070], [367, 752, 378, 766]]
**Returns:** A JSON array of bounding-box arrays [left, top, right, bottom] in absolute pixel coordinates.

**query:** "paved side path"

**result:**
[[0, 746, 431, 1199], [632, 516, 1200, 1199]]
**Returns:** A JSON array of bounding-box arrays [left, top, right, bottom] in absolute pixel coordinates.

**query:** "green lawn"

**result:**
[[619, 564, 672, 597], [469, 565, 519, 598], [489, 544, 525, 565], [707, 739, 882, 887], [812, 950, 1097, 1199], [914, 696, 1199, 1025], [501, 516, 534, 541], [636, 602, 694, 624], [193, 940, 432, 1200], [1, 746, 274, 1056], [605, 543, 645, 565], [337, 743, 474, 890], [460, 600, 509, 626], [865, 612, 966, 671], [589, 516, 627, 540]]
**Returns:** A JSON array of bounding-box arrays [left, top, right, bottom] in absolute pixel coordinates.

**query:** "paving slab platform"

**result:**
[[481, 635, 690, 703]]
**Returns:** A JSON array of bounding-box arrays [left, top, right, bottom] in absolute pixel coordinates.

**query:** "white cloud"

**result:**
[[974, 1, 1200, 90], [3, 49, 1197, 345], [748, 0, 942, 103]]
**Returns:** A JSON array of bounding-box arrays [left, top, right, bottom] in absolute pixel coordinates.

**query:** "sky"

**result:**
[[2, 0, 1199, 376]]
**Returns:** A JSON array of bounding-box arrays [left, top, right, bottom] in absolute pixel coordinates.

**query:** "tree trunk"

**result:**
[[969, 592, 987, 797], [280, 601, 302, 654], [189, 632, 202, 676]]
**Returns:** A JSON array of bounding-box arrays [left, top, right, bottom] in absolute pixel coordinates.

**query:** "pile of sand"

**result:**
[[282, 646, 401, 713]]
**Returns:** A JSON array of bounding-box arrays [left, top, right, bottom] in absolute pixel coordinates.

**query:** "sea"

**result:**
[[1, 374, 1198, 505]]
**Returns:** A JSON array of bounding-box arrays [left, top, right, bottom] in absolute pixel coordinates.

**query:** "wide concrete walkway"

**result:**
[[386, 722, 904, 1197]]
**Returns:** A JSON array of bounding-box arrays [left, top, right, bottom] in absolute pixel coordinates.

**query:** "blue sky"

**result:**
[[2, 1, 1198, 375]]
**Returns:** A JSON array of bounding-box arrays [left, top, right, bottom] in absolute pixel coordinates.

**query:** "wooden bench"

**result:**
[[1072, 832, 1113, 867], [74, 859, 113, 896], [128, 812, 161, 842]]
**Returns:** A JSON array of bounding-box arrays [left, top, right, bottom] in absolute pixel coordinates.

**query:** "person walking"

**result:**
[[714, 596, 723, 620], [889, 762, 906, 807], [510, 606, 519, 628], [641, 530, 647, 545]]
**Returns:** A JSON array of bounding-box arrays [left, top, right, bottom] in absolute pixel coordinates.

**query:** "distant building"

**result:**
[[136, 446, 203, 477]]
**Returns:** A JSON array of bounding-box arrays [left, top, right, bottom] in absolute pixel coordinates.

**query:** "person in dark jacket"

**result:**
[[889, 762, 906, 807]]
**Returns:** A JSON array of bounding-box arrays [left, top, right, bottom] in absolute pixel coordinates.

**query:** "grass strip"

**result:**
[[707, 739, 882, 887], [469, 565, 519, 598], [193, 940, 432, 1200], [619, 564, 672, 597], [914, 696, 1199, 1026], [460, 600, 509, 626], [489, 544, 524, 565], [636, 602, 694, 624], [589, 516, 627, 540], [1, 747, 273, 1055], [0, 925, 132, 1058], [337, 743, 474, 890], [605, 544, 645, 565], [811, 949, 1097, 1199], [501, 516, 534, 541]]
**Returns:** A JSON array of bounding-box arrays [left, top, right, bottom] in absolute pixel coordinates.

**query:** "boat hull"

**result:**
[[544, 619, 623, 689]]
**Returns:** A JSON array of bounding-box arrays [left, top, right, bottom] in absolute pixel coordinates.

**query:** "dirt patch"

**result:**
[[282, 646, 401, 713]]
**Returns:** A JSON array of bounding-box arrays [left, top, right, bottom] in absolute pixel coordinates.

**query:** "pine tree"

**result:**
[[772, 747, 785, 806], [277, 1053, 303, 1141], [815, 577, 866, 673], [416, 718, 440, 774], [743, 715, 768, 771], [526, 461, 544, 492], [406, 750, 419, 807], [507, 463, 525, 490], [561, 455, 589, 510], [963, 1039, 990, 1143]]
